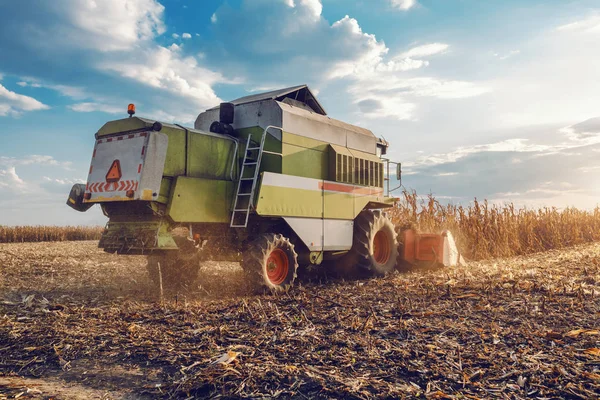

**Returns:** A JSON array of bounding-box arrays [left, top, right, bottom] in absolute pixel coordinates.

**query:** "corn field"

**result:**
[[3, 193, 600, 258], [390, 190, 600, 260], [0, 225, 103, 243]]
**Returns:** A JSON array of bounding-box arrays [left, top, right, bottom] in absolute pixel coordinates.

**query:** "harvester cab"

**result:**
[[67, 85, 460, 292]]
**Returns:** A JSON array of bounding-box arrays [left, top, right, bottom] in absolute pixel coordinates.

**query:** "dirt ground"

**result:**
[[0, 241, 599, 399]]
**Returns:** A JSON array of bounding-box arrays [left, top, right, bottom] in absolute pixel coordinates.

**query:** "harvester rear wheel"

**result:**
[[242, 233, 298, 293], [338, 210, 399, 278]]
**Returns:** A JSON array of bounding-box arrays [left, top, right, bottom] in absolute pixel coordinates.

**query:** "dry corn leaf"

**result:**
[[455, 293, 480, 299], [211, 350, 240, 365], [584, 348, 600, 357], [565, 329, 600, 337]]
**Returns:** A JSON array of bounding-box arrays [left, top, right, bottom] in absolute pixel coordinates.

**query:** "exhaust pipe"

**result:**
[[210, 102, 235, 135]]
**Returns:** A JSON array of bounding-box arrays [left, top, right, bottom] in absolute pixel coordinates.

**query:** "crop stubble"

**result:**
[[0, 241, 599, 399]]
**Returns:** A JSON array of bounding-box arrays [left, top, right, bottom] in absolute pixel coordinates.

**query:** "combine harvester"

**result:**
[[67, 86, 461, 291]]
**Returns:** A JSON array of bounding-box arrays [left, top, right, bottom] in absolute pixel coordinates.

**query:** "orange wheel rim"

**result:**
[[266, 248, 289, 285], [373, 230, 391, 264]]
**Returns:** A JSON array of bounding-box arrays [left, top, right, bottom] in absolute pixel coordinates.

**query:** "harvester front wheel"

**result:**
[[242, 234, 298, 293], [340, 210, 399, 277]]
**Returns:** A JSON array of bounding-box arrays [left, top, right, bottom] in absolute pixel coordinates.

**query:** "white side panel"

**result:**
[[324, 219, 354, 251], [284, 217, 353, 252], [262, 171, 319, 191]]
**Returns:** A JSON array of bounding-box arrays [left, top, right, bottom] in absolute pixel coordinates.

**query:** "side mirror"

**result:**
[[396, 163, 402, 181], [67, 183, 93, 212]]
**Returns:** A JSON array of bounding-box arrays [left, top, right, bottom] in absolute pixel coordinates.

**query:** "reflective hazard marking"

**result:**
[[319, 181, 383, 196], [106, 160, 122, 182], [88, 180, 138, 193], [262, 172, 384, 196]]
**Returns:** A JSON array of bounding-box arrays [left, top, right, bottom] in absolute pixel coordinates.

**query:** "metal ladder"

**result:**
[[230, 131, 268, 228]]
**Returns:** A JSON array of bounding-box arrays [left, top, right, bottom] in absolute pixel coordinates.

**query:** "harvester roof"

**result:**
[[209, 85, 327, 116], [197, 85, 379, 153]]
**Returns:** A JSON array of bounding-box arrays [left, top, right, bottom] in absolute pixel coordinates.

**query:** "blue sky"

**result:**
[[1, 0, 600, 225]]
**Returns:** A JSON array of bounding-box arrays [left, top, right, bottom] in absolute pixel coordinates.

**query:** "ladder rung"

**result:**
[[231, 225, 246, 228], [240, 178, 254, 181], [237, 193, 251, 196], [247, 147, 260, 151], [234, 208, 249, 212], [244, 162, 258, 166]]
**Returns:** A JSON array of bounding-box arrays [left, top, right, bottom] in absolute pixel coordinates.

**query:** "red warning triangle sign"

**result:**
[[106, 160, 122, 182]]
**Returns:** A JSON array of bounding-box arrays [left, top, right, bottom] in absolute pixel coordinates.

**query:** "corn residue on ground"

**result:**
[[1, 241, 599, 398]]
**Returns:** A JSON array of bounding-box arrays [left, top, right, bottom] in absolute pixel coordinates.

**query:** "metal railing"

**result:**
[[381, 158, 402, 197]]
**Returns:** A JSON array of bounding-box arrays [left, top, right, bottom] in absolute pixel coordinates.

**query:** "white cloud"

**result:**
[[560, 117, 600, 144], [295, 0, 322, 19], [389, 0, 417, 11], [16, 79, 87, 99], [0, 155, 72, 169], [101, 45, 225, 110], [172, 33, 180, 39], [355, 96, 416, 120], [0, 165, 106, 225], [401, 43, 448, 58], [324, 34, 485, 119], [404, 138, 554, 170], [0, 167, 26, 191], [493, 50, 520, 60], [42, 176, 84, 185], [0, 83, 49, 116], [68, 102, 123, 114], [211, 13, 217, 23], [182, 33, 192, 39], [435, 172, 458, 177], [346, 76, 490, 120], [326, 15, 390, 79], [386, 77, 491, 99], [557, 15, 600, 33], [0, 0, 227, 125], [209, 1, 486, 122], [55, 0, 166, 51]]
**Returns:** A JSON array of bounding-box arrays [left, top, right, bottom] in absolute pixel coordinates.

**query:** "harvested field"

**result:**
[[1, 241, 600, 399]]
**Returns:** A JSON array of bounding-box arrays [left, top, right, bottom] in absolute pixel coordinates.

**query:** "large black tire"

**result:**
[[146, 236, 202, 291], [337, 210, 399, 278], [242, 233, 298, 293]]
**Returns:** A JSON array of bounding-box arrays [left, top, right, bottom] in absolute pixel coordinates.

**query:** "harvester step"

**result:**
[[244, 162, 258, 166], [234, 208, 250, 212], [237, 193, 251, 196], [240, 178, 254, 181], [230, 225, 247, 228], [247, 147, 260, 151]]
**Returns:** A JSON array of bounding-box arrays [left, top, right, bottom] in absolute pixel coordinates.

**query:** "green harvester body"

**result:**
[[68, 85, 402, 280]]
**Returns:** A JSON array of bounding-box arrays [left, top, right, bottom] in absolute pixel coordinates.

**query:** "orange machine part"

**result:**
[[416, 234, 444, 262], [401, 229, 445, 265], [402, 229, 417, 264]]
